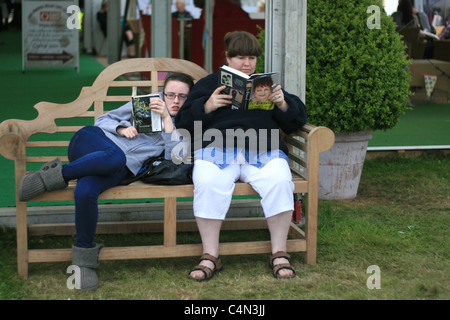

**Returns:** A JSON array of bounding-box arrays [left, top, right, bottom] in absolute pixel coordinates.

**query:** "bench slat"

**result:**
[[57, 126, 84, 132], [103, 96, 133, 102], [285, 135, 307, 151], [28, 217, 271, 236], [26, 141, 70, 147], [109, 80, 165, 88], [28, 239, 306, 262], [288, 152, 307, 168], [30, 178, 308, 201], [26, 156, 69, 163]]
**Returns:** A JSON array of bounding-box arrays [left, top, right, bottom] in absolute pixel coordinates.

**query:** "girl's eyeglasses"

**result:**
[[164, 93, 188, 100]]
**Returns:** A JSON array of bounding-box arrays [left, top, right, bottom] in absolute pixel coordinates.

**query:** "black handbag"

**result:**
[[121, 157, 193, 185]]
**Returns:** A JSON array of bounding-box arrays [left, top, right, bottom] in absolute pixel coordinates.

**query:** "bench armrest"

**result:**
[[0, 87, 95, 161]]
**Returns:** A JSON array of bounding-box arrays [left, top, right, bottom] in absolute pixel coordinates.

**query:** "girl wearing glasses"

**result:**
[[18, 73, 194, 290]]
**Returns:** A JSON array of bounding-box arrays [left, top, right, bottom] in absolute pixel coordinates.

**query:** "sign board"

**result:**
[[22, 0, 79, 71]]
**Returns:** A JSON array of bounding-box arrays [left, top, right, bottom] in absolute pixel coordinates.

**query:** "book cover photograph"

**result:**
[[219, 65, 249, 110], [247, 72, 280, 111], [218, 65, 280, 110], [131, 92, 163, 133]]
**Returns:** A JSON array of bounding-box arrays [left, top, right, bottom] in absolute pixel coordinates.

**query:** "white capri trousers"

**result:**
[[193, 158, 294, 220]]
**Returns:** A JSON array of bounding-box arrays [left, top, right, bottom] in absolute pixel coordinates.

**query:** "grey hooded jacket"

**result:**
[[95, 102, 179, 175]]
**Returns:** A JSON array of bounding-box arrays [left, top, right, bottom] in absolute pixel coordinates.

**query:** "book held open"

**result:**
[[131, 92, 163, 133], [218, 65, 280, 110]]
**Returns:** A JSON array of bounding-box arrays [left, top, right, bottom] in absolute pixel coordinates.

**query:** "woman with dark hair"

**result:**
[[392, 0, 435, 58], [19, 73, 194, 290], [175, 31, 307, 281], [392, 0, 420, 30]]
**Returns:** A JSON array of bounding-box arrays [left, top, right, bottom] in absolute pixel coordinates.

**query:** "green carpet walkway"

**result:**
[[369, 103, 450, 149], [0, 29, 106, 123], [0, 28, 106, 207]]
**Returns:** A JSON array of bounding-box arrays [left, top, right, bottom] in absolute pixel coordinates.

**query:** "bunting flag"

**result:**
[[424, 74, 437, 99], [408, 62, 450, 101], [202, 26, 212, 49]]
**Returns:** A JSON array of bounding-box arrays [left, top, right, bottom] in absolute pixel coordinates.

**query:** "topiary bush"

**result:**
[[306, 0, 411, 133], [256, 25, 265, 74]]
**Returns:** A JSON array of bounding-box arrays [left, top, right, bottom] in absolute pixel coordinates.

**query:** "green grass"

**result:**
[[1, 155, 449, 301]]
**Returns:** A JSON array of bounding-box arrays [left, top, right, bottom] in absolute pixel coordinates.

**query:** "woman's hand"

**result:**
[[204, 86, 233, 114], [117, 126, 138, 139], [270, 85, 289, 112]]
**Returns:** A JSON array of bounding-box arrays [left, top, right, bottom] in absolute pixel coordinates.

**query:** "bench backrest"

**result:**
[[0, 58, 209, 170]]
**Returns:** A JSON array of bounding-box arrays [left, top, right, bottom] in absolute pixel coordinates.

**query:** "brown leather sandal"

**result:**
[[188, 253, 223, 282], [270, 251, 296, 279]]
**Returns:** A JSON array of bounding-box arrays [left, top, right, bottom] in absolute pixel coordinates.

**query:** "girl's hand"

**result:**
[[204, 86, 233, 113], [117, 126, 138, 139], [150, 98, 170, 120], [149, 98, 175, 133]]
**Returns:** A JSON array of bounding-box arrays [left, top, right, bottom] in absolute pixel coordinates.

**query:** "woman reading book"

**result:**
[[175, 31, 307, 281], [18, 73, 194, 290]]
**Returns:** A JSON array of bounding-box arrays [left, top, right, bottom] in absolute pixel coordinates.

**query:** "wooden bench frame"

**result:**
[[0, 58, 334, 278]]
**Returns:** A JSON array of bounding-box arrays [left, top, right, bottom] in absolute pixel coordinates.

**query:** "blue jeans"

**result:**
[[64, 126, 128, 248]]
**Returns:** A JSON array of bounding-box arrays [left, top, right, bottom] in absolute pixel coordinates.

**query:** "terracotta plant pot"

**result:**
[[318, 130, 373, 200]]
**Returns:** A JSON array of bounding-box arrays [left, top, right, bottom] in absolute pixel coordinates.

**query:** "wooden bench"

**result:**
[[0, 58, 334, 278]]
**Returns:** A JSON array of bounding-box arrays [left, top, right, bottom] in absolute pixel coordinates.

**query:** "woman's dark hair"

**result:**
[[397, 0, 414, 26], [163, 73, 195, 92], [224, 31, 262, 58]]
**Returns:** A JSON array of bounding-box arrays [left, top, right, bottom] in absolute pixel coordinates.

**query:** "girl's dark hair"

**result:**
[[253, 76, 273, 89], [397, 0, 414, 26], [163, 73, 195, 91], [224, 31, 262, 58]]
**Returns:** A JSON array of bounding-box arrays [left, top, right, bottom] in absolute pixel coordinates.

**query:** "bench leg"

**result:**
[[16, 201, 29, 277], [164, 197, 177, 247], [305, 194, 318, 264]]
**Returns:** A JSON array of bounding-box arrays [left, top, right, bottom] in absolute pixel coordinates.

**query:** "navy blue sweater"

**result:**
[[175, 71, 307, 156]]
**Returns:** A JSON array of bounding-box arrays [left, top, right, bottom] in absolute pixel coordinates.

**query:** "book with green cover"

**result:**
[[131, 92, 162, 133]]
